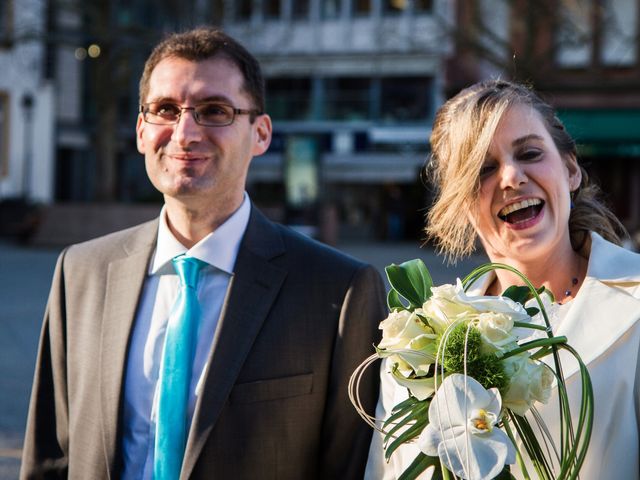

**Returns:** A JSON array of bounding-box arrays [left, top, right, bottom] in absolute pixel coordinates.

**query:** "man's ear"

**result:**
[[136, 113, 146, 154], [565, 153, 582, 191], [252, 114, 272, 156]]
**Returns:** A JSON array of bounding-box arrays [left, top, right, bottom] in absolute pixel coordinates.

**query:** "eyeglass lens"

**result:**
[[144, 102, 236, 126]]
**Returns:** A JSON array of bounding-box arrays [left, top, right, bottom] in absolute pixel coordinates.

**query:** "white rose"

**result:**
[[502, 354, 554, 415], [378, 310, 437, 376], [422, 283, 475, 333], [455, 282, 534, 341], [475, 312, 518, 352]]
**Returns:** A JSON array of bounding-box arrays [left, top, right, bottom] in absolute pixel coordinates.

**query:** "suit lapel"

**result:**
[[181, 209, 287, 479], [100, 221, 157, 476]]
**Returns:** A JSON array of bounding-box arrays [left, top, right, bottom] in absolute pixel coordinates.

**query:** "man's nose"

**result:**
[[171, 109, 203, 146]]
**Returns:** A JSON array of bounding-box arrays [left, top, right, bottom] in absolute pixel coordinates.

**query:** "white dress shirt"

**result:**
[[121, 195, 251, 480]]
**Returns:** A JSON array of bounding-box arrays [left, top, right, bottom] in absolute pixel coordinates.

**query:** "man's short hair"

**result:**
[[139, 28, 265, 113]]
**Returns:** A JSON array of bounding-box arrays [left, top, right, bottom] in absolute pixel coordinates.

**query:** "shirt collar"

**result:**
[[150, 193, 251, 275]]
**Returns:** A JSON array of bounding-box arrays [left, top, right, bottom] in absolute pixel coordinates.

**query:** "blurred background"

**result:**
[[2, 0, 640, 477], [1, 0, 640, 246]]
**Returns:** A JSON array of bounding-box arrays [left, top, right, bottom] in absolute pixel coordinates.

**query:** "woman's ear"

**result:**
[[565, 154, 582, 191]]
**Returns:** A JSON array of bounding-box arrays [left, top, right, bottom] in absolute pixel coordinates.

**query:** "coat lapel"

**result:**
[[100, 221, 157, 476], [181, 209, 287, 479]]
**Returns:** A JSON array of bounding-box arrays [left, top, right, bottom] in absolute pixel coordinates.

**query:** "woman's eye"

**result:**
[[518, 149, 542, 161], [479, 164, 496, 177]]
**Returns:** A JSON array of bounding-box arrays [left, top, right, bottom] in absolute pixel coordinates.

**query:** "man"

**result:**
[[21, 28, 386, 479]]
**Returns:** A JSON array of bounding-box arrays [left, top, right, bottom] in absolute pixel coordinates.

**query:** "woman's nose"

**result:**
[[499, 161, 527, 190]]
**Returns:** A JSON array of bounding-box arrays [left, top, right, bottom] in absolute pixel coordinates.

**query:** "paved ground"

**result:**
[[0, 238, 486, 479]]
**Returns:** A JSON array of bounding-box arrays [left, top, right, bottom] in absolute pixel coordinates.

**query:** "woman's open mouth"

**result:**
[[498, 198, 544, 227]]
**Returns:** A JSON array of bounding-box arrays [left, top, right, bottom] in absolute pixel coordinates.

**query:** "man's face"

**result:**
[[136, 55, 271, 209]]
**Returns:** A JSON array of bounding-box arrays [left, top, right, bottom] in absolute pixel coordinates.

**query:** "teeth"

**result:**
[[499, 198, 542, 217]]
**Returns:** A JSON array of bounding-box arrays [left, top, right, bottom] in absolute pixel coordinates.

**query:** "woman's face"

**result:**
[[471, 103, 582, 263]]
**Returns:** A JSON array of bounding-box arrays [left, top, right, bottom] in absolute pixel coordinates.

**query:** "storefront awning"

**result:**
[[558, 109, 640, 157]]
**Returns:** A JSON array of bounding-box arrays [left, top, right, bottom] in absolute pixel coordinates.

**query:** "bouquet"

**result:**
[[350, 260, 593, 480]]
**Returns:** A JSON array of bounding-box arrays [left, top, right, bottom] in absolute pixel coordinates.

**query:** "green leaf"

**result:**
[[387, 288, 406, 310], [385, 259, 434, 309], [501, 285, 531, 305], [501, 285, 547, 308], [525, 307, 540, 317], [385, 418, 428, 459], [397, 453, 442, 480]]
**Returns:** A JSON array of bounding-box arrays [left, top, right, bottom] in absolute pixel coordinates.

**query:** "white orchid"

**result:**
[[418, 374, 516, 480]]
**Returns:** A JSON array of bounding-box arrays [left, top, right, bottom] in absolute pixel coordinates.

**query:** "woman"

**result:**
[[366, 80, 640, 479]]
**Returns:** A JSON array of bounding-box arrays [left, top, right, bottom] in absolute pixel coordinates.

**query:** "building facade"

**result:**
[[42, 0, 640, 243], [0, 0, 55, 203]]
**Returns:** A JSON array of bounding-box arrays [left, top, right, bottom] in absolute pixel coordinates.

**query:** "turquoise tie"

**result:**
[[154, 255, 206, 480]]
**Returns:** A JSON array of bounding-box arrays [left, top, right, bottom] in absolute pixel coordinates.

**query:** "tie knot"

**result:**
[[172, 255, 206, 289]]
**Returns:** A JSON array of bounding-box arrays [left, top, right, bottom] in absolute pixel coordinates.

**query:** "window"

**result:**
[[555, 0, 592, 68], [322, 0, 340, 19], [263, 0, 281, 19], [414, 0, 433, 13], [235, 0, 252, 21], [0, 92, 8, 178], [266, 78, 313, 120], [380, 77, 433, 122], [292, 0, 310, 19], [353, 0, 371, 15], [0, 0, 12, 45], [325, 77, 371, 120], [211, 0, 226, 23], [383, 0, 406, 14], [601, 0, 637, 66]]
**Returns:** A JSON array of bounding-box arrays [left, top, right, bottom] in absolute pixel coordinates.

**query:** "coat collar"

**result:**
[[585, 231, 640, 283]]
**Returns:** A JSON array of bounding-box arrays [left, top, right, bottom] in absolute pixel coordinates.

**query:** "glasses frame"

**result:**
[[139, 102, 262, 127]]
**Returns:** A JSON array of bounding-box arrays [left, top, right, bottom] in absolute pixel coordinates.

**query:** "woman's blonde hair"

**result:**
[[425, 79, 626, 262]]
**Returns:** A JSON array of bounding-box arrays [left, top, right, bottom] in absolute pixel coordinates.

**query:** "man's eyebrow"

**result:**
[[145, 95, 235, 104], [512, 134, 544, 147]]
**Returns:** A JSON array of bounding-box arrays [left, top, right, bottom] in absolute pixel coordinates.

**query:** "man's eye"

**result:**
[[198, 104, 229, 117], [154, 104, 180, 116]]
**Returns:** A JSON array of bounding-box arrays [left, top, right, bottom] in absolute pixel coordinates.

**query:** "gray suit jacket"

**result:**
[[21, 207, 386, 479]]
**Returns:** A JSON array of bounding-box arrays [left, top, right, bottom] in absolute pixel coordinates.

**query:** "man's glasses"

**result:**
[[139, 102, 262, 127]]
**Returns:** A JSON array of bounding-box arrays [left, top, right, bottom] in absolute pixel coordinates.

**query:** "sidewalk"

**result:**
[[0, 238, 486, 479]]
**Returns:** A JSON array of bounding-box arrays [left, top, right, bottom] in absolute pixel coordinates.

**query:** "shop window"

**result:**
[[0, 92, 8, 177], [266, 78, 312, 120], [324, 77, 371, 121], [380, 76, 433, 122]]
